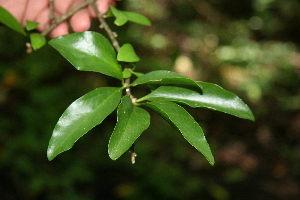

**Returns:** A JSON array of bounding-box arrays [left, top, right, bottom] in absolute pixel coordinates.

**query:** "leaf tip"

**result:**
[[209, 159, 215, 166], [108, 150, 118, 161], [47, 147, 55, 161]]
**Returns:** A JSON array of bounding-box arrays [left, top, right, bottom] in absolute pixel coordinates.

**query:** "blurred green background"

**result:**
[[1, 0, 300, 199]]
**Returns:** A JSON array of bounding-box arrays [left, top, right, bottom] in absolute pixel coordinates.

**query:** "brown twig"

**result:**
[[90, 1, 137, 104], [42, 0, 94, 36], [90, 1, 120, 51], [43, 0, 120, 52], [124, 76, 136, 103], [49, 0, 56, 23]]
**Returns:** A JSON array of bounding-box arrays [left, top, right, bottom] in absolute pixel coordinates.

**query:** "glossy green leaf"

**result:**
[[30, 33, 46, 50], [109, 95, 150, 160], [142, 101, 214, 165], [47, 87, 122, 161], [48, 31, 122, 80], [137, 82, 255, 121], [26, 20, 39, 31], [117, 43, 140, 62], [129, 70, 202, 90], [110, 6, 151, 26], [0, 6, 27, 36]]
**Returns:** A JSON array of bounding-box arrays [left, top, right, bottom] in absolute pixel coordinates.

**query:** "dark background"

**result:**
[[1, 0, 300, 199]]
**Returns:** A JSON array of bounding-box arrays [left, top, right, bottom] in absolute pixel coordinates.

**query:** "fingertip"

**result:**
[[96, 0, 116, 14], [70, 9, 91, 33], [49, 23, 69, 38]]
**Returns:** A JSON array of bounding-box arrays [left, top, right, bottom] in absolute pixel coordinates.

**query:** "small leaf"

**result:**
[[110, 6, 128, 26], [125, 12, 151, 26], [109, 95, 150, 160], [137, 82, 255, 121], [122, 69, 132, 79], [104, 9, 114, 18], [47, 87, 122, 161], [0, 6, 27, 36], [30, 33, 46, 50], [117, 43, 140, 62], [49, 31, 122, 80], [26, 20, 39, 31], [131, 71, 144, 78], [129, 70, 202, 90], [142, 101, 214, 165], [110, 6, 151, 26]]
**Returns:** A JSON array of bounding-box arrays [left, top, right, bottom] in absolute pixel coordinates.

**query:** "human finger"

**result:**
[[69, 8, 91, 33], [49, 22, 70, 38], [21, 0, 48, 27], [0, 0, 28, 22], [88, 0, 119, 17]]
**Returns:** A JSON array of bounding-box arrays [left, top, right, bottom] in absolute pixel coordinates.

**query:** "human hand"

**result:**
[[0, 0, 119, 38]]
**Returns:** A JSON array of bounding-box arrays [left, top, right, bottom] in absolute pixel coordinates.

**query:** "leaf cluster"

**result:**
[[47, 30, 254, 165], [0, 5, 254, 165]]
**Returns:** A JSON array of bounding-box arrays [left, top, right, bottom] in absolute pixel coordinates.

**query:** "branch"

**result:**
[[42, 0, 94, 36], [42, 0, 120, 52], [124, 77, 136, 103], [90, 1, 136, 103], [90, 2, 120, 51], [49, 0, 55, 23]]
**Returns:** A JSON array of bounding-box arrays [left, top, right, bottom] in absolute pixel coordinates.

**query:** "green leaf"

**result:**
[[142, 101, 214, 165], [47, 87, 122, 161], [137, 82, 255, 121], [129, 70, 202, 90], [0, 6, 27, 36], [48, 31, 122, 80], [122, 69, 132, 79], [109, 95, 150, 160], [117, 43, 140, 62], [131, 70, 144, 78], [104, 9, 114, 18], [30, 33, 46, 50], [124, 12, 151, 26], [110, 6, 128, 26], [26, 20, 39, 31], [110, 6, 151, 26]]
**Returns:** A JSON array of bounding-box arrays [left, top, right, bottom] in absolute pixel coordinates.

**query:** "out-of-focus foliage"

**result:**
[[1, 0, 300, 199]]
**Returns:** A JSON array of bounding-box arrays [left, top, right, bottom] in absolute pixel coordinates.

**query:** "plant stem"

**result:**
[[124, 77, 136, 103], [42, 0, 94, 36], [90, 1, 120, 51], [90, 3, 136, 103], [49, 0, 56, 23]]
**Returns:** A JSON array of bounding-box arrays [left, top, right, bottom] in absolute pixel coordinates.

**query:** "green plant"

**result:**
[[0, 2, 254, 166]]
